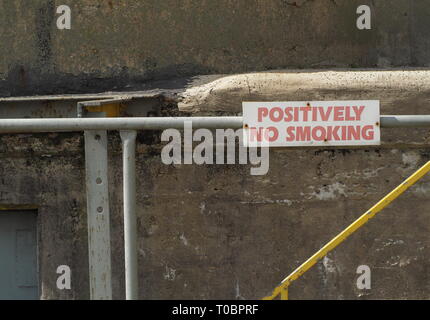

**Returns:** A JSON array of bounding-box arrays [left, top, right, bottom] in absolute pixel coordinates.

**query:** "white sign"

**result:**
[[243, 101, 380, 147]]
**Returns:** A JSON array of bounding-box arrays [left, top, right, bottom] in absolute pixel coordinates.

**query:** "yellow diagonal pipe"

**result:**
[[263, 160, 430, 300]]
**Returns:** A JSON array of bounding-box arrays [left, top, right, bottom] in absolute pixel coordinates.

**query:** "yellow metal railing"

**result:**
[[263, 160, 430, 300]]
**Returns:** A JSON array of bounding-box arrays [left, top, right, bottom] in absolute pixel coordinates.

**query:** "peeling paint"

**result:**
[[321, 256, 338, 287], [164, 266, 176, 281], [240, 199, 293, 206], [199, 202, 206, 214], [402, 152, 420, 167], [179, 233, 189, 246], [235, 280, 245, 300], [311, 182, 347, 200]]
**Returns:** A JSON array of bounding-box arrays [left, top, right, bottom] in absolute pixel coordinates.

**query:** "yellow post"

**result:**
[[280, 287, 289, 300], [263, 161, 430, 300]]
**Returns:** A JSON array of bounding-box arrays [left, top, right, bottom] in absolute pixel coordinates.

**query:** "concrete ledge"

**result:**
[[178, 69, 430, 115]]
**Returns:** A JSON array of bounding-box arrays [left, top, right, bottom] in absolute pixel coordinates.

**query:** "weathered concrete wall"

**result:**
[[1, 0, 430, 96], [1, 0, 430, 300], [2, 69, 430, 299], [1, 128, 430, 299]]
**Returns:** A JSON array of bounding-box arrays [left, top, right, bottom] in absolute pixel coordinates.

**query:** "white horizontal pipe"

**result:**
[[380, 115, 430, 128], [0, 116, 429, 133], [0, 117, 243, 133]]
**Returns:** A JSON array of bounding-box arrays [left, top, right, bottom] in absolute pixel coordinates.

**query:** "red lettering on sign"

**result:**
[[258, 107, 268, 122], [353, 106, 365, 121], [362, 125, 374, 140], [286, 126, 295, 142], [318, 107, 332, 121], [334, 106, 344, 121], [284, 107, 293, 122], [296, 127, 311, 141], [269, 107, 283, 122]]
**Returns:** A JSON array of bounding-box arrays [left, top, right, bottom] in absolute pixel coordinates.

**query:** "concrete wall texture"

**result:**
[[2, 124, 430, 300], [1, 0, 430, 96], [0, 0, 430, 300]]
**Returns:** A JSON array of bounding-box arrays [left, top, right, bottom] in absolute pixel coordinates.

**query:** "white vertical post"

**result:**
[[120, 130, 138, 300], [84, 130, 113, 299]]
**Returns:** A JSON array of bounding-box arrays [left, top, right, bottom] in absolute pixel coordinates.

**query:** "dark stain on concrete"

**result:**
[[0, 63, 208, 96], [35, 0, 54, 67]]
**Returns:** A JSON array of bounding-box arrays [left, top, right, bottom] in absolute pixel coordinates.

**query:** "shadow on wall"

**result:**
[[0, 63, 213, 97]]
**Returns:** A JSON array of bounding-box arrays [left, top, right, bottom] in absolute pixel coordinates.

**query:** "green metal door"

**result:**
[[0, 211, 38, 300]]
